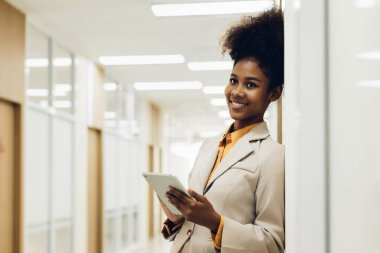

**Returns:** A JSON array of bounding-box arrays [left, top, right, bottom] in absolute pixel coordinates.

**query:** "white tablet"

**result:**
[[142, 172, 190, 215]]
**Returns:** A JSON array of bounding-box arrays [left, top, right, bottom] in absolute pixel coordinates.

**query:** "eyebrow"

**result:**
[[230, 73, 262, 83]]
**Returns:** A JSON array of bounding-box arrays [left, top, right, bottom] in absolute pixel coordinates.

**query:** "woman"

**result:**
[[160, 8, 284, 253]]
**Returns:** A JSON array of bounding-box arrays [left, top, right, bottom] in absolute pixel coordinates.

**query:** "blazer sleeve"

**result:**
[[221, 142, 285, 253]]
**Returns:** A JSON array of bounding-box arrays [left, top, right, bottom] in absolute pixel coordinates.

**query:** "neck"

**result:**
[[232, 118, 263, 132]]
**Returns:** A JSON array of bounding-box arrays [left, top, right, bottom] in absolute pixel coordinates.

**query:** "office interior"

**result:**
[[0, 0, 379, 253]]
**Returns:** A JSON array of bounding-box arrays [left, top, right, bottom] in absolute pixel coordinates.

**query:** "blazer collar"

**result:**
[[203, 121, 270, 194]]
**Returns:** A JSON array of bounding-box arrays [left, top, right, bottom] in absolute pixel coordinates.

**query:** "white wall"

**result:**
[[284, 0, 328, 252], [284, 0, 380, 252], [328, 1, 380, 252]]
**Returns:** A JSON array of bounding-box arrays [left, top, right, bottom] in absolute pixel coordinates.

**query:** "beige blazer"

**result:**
[[170, 122, 285, 253]]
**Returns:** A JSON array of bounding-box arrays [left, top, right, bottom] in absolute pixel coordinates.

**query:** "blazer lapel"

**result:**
[[192, 135, 220, 194], [204, 122, 270, 193]]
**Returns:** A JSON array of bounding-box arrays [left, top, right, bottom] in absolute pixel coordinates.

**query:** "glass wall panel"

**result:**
[[26, 27, 49, 107], [118, 139, 128, 208], [104, 80, 118, 129], [27, 230, 49, 253], [133, 207, 139, 243], [54, 226, 72, 253], [52, 118, 73, 220], [25, 109, 50, 225], [52, 43, 74, 114], [104, 134, 118, 211], [121, 211, 129, 249], [105, 217, 116, 253]]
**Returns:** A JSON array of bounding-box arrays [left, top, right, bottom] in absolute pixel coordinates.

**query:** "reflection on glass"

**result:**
[[104, 80, 118, 129], [133, 209, 139, 243], [55, 226, 72, 253], [26, 27, 49, 106], [121, 213, 129, 249], [28, 230, 48, 253], [53, 43, 73, 114], [105, 217, 116, 253]]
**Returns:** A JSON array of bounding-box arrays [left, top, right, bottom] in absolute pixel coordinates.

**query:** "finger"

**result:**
[[188, 189, 209, 204], [169, 187, 191, 198], [166, 190, 188, 206], [168, 187, 192, 204], [167, 193, 186, 214]]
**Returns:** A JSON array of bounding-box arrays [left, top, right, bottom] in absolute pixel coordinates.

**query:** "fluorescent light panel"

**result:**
[[188, 61, 233, 71], [104, 82, 118, 91], [25, 58, 72, 67], [355, 0, 377, 8], [134, 81, 202, 91], [357, 51, 380, 60], [54, 101, 71, 108], [211, 98, 227, 106], [151, 1, 273, 16], [27, 89, 49, 97], [358, 80, 380, 87], [104, 111, 117, 119], [55, 84, 72, 92], [203, 86, 225, 94], [99, 55, 185, 65]]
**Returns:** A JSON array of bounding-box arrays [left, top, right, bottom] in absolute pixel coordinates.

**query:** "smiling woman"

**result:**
[[158, 7, 285, 253]]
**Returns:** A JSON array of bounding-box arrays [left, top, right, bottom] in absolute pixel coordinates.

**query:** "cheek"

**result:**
[[224, 86, 230, 98]]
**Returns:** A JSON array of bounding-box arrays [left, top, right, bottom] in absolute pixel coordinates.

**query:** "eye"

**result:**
[[229, 78, 238, 85], [246, 82, 257, 88]]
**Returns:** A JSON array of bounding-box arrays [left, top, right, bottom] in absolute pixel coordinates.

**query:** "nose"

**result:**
[[231, 84, 244, 97]]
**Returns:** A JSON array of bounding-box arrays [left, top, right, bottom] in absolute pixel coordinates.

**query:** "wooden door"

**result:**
[[0, 100, 21, 253], [88, 128, 103, 253]]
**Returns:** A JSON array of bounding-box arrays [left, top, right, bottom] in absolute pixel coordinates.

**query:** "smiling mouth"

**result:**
[[230, 100, 247, 109]]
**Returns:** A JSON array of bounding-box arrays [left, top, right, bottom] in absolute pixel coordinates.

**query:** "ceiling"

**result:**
[[7, 0, 272, 134]]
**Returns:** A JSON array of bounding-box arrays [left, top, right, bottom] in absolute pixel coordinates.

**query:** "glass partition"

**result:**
[[26, 27, 50, 107], [52, 43, 74, 114]]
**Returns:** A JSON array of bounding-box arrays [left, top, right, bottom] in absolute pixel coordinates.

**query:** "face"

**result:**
[[224, 58, 280, 130]]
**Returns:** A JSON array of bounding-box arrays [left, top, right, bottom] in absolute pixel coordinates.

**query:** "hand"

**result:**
[[157, 195, 184, 225], [166, 187, 221, 233]]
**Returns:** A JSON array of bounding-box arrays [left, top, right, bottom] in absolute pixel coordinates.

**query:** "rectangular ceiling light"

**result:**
[[358, 80, 380, 87], [355, 0, 377, 8], [188, 61, 233, 71], [203, 86, 226, 94], [25, 58, 72, 67], [211, 98, 227, 106], [27, 89, 49, 97], [25, 58, 49, 68], [134, 81, 202, 91], [99, 55, 185, 65], [357, 51, 380, 60], [151, 1, 273, 17], [104, 111, 117, 119], [54, 101, 72, 108], [104, 82, 118, 91], [53, 58, 72, 67]]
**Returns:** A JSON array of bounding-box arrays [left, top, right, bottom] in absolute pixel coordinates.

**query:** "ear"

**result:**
[[269, 85, 283, 102]]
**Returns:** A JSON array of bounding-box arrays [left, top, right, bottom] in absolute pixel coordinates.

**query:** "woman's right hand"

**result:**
[[158, 196, 184, 224]]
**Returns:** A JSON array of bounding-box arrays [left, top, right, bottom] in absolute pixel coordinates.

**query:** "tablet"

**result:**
[[142, 172, 190, 215]]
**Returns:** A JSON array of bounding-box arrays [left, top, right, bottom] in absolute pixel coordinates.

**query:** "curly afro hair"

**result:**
[[220, 8, 284, 90]]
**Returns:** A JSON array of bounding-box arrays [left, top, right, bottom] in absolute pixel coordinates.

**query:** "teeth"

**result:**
[[231, 101, 245, 109]]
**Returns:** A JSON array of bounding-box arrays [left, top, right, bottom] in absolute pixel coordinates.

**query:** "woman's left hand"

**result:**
[[166, 187, 221, 233]]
